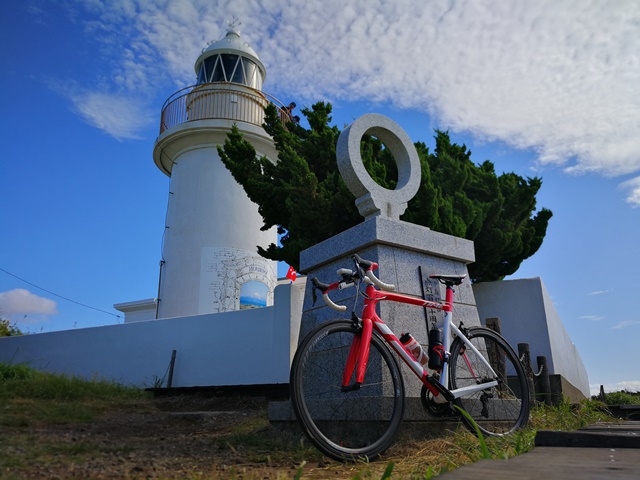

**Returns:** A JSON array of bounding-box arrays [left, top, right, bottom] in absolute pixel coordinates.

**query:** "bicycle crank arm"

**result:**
[[425, 376, 455, 402]]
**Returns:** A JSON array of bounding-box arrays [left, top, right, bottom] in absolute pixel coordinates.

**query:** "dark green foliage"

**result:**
[[218, 103, 359, 268], [404, 131, 553, 282], [0, 363, 35, 381], [218, 102, 552, 282], [0, 318, 23, 337]]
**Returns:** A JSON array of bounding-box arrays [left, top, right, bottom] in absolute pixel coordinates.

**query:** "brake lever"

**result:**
[[351, 257, 366, 281], [337, 268, 360, 284]]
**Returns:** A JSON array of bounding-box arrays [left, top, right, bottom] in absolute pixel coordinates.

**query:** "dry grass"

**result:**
[[0, 364, 616, 479]]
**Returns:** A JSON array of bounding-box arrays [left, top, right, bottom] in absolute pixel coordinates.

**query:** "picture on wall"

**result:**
[[240, 280, 268, 310]]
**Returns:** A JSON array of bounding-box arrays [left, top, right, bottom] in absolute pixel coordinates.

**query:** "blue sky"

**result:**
[[1, 0, 639, 395]]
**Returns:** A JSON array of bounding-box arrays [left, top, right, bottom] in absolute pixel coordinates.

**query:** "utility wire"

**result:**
[[0, 267, 121, 319]]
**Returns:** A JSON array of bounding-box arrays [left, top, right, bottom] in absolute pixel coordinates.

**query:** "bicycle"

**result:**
[[290, 254, 530, 461]]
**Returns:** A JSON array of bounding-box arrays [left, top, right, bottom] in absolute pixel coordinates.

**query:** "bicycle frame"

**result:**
[[343, 282, 498, 403]]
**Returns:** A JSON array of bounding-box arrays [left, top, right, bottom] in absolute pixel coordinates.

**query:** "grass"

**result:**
[[0, 431, 136, 480], [0, 362, 150, 427], [0, 364, 150, 478], [0, 362, 621, 479], [452, 405, 490, 459], [600, 390, 640, 405], [214, 414, 320, 465]]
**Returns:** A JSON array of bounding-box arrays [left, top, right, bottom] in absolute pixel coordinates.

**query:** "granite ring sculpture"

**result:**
[[336, 113, 421, 220]]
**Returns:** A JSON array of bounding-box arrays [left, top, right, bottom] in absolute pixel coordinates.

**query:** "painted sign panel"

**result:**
[[199, 247, 276, 314], [240, 280, 268, 309]]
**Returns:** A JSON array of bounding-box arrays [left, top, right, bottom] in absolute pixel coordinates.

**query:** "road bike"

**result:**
[[290, 254, 530, 461]]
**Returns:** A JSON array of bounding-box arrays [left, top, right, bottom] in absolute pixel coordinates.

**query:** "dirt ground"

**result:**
[[2, 392, 413, 479]]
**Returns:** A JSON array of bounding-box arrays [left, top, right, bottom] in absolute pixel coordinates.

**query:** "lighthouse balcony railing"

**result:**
[[159, 84, 292, 134]]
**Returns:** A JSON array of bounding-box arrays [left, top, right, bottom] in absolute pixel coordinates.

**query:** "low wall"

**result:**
[[473, 277, 590, 399], [0, 281, 305, 388]]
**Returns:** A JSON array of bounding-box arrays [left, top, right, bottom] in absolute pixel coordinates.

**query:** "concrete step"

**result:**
[[439, 422, 640, 479], [439, 447, 640, 479], [535, 421, 640, 448]]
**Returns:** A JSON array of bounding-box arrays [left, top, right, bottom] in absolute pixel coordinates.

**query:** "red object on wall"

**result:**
[[286, 266, 297, 282]]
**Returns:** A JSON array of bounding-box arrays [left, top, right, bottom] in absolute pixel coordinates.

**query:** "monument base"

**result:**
[[268, 396, 463, 439], [268, 217, 480, 426], [299, 217, 479, 395]]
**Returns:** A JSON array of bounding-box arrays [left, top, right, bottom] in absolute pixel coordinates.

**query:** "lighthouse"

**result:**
[[152, 27, 287, 319]]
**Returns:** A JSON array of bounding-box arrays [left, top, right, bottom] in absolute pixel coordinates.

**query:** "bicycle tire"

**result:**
[[290, 319, 405, 461], [449, 327, 530, 436]]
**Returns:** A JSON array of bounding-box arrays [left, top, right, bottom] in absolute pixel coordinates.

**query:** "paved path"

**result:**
[[439, 422, 640, 479]]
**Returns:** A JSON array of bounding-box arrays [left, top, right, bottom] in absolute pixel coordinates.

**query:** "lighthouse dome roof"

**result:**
[[195, 28, 266, 80]]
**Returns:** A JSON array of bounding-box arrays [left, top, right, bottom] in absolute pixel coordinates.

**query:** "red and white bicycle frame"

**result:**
[[323, 275, 499, 404]]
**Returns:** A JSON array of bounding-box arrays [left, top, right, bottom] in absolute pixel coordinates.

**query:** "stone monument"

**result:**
[[301, 114, 481, 394], [269, 113, 481, 424]]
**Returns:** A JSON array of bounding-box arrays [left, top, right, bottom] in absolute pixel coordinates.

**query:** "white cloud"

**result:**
[[68, 0, 640, 179], [0, 289, 58, 316], [47, 70, 156, 141], [579, 315, 604, 322], [587, 290, 609, 296], [612, 320, 640, 330], [620, 176, 640, 207], [70, 91, 154, 140]]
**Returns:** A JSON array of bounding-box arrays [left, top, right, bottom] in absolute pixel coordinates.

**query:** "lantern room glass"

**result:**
[[196, 54, 263, 90]]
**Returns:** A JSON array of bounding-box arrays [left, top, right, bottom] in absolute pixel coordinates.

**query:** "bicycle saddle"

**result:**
[[429, 274, 466, 286]]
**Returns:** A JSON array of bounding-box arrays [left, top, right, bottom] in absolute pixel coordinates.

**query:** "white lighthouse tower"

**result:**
[[152, 27, 287, 319]]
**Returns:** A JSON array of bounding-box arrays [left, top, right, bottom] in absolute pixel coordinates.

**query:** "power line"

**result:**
[[0, 267, 121, 320]]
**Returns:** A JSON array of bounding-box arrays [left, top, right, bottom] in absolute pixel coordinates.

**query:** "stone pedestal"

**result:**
[[268, 216, 481, 424], [297, 215, 480, 400]]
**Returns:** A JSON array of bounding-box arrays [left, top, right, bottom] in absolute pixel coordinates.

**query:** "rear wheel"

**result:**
[[290, 320, 405, 461], [449, 327, 530, 436]]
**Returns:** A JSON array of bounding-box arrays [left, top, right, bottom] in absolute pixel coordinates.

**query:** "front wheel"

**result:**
[[449, 327, 530, 436], [290, 320, 405, 461]]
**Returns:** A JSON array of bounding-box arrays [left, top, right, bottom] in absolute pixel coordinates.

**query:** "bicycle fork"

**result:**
[[340, 316, 373, 392]]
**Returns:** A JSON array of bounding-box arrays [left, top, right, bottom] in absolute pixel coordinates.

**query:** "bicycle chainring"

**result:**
[[420, 385, 455, 417]]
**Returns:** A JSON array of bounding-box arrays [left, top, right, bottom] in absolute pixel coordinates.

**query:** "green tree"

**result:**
[[0, 318, 23, 337], [218, 102, 552, 282]]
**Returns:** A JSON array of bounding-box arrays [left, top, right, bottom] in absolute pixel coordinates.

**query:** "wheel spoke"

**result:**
[[290, 320, 405, 460], [450, 327, 530, 436]]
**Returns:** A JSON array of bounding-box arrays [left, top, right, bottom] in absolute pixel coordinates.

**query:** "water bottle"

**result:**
[[428, 328, 445, 371], [400, 333, 429, 367]]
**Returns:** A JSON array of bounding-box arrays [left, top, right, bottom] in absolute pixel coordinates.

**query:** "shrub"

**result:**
[[0, 319, 23, 337], [604, 390, 640, 405]]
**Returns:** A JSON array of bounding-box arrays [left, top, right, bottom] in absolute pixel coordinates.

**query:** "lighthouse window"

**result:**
[[220, 54, 239, 82], [196, 54, 262, 88], [202, 56, 217, 83], [211, 56, 225, 82], [243, 59, 261, 89], [231, 60, 245, 84]]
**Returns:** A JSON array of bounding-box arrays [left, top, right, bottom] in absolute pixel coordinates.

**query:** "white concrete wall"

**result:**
[[114, 298, 157, 323], [0, 281, 304, 388], [473, 278, 590, 398]]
